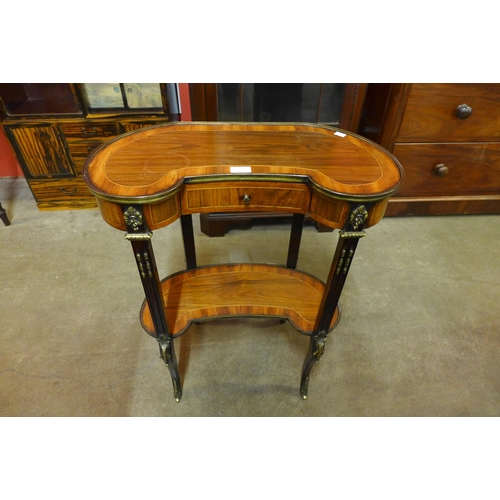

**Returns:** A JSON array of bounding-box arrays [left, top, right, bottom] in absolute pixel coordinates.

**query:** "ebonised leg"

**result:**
[[300, 204, 369, 399], [286, 213, 305, 269], [122, 205, 182, 402], [129, 235, 182, 402], [181, 214, 197, 270]]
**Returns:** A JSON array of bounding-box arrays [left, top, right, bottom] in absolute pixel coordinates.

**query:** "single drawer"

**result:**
[[393, 142, 500, 197], [181, 182, 310, 214], [121, 121, 164, 132], [398, 84, 500, 142], [66, 140, 106, 174], [29, 178, 94, 203], [60, 122, 119, 139], [66, 140, 103, 158]]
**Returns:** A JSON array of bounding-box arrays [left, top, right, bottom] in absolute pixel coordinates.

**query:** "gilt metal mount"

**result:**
[[123, 206, 144, 232], [349, 205, 368, 230]]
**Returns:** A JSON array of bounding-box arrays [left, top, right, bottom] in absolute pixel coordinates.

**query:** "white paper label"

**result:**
[[230, 166, 252, 173], [334, 131, 347, 138]]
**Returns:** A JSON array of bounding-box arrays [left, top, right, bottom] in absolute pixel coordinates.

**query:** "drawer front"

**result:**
[[398, 84, 500, 142], [121, 121, 164, 132], [181, 182, 310, 214], [60, 122, 120, 139], [66, 140, 107, 174], [66, 141, 103, 158], [29, 178, 94, 202], [393, 143, 500, 197]]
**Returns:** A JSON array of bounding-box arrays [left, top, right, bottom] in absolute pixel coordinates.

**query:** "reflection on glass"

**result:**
[[123, 83, 163, 109], [82, 84, 124, 109], [217, 83, 345, 123], [82, 83, 163, 111]]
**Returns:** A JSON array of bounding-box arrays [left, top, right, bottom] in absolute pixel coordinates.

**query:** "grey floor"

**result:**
[[1, 177, 499, 417]]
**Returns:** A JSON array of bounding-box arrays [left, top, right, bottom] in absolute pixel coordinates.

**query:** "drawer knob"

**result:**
[[433, 163, 449, 177], [242, 194, 252, 204], [82, 126, 97, 137], [455, 104, 472, 119]]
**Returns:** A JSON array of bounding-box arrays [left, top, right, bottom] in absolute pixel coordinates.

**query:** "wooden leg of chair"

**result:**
[[0, 203, 11, 226]]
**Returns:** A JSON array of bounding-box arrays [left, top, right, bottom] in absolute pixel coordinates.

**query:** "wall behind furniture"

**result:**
[[0, 127, 23, 177]]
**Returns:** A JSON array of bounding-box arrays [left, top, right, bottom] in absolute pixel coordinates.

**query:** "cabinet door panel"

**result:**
[[7, 124, 75, 178]]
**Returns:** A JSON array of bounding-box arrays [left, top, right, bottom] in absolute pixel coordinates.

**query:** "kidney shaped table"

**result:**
[[83, 122, 404, 402]]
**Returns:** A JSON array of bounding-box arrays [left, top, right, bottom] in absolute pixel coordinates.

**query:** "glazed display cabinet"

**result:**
[[0, 83, 176, 210]]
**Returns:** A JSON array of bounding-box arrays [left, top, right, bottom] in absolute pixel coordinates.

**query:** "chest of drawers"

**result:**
[[359, 83, 500, 216]]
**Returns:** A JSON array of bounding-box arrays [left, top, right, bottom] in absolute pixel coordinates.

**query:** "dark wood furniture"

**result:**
[[190, 84, 368, 235], [359, 83, 500, 216], [83, 122, 404, 401], [0, 84, 173, 210]]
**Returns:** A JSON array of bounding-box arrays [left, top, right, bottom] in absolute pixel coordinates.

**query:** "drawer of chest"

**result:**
[[60, 122, 120, 139], [181, 182, 310, 214], [66, 140, 107, 174], [393, 143, 500, 197], [398, 84, 500, 142], [29, 178, 93, 201]]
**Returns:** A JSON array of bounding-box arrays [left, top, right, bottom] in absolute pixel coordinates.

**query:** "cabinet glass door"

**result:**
[[217, 83, 346, 124], [82, 83, 163, 112], [0, 84, 83, 116]]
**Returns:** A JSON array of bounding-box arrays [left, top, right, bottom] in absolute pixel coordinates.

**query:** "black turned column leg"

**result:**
[[180, 214, 197, 270], [123, 205, 182, 402], [286, 213, 305, 269], [300, 204, 369, 399]]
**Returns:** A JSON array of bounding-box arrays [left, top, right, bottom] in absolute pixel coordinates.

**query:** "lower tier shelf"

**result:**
[[140, 263, 340, 337]]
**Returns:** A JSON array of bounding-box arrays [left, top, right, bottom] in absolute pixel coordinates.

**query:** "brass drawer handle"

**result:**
[[242, 194, 252, 204], [81, 127, 98, 137], [61, 187, 77, 194], [455, 104, 472, 119], [433, 163, 449, 177]]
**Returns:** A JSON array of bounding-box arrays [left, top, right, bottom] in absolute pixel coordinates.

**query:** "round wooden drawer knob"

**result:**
[[433, 163, 449, 177], [455, 104, 472, 119]]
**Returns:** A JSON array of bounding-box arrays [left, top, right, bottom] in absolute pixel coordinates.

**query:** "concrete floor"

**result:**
[[1, 177, 499, 416]]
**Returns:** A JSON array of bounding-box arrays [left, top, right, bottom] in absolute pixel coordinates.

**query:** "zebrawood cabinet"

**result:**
[[358, 83, 500, 216], [0, 84, 173, 210]]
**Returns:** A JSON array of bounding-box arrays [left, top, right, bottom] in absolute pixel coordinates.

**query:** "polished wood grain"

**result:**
[[140, 264, 340, 337], [83, 123, 404, 203], [97, 195, 181, 230], [308, 191, 348, 228], [181, 181, 310, 214]]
